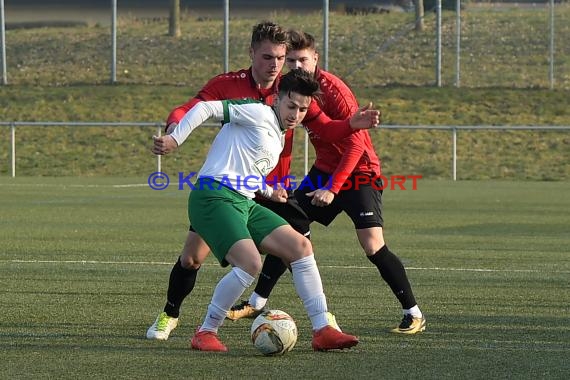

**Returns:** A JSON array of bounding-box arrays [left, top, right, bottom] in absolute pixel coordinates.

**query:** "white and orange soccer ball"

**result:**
[[250, 309, 298, 356]]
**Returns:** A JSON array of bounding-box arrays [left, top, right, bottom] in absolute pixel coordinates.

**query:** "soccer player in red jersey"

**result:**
[[228, 30, 426, 334]]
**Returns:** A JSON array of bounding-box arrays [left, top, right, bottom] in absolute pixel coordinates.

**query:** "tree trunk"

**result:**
[[169, 0, 181, 37], [415, 0, 425, 32]]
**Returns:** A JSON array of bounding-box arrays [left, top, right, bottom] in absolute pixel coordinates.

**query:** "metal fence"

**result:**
[[0, 0, 569, 88], [2, 121, 569, 180], [1, 3, 568, 180]]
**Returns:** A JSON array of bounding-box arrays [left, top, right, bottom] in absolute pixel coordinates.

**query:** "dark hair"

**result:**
[[288, 29, 317, 52], [250, 21, 289, 50], [278, 68, 321, 99]]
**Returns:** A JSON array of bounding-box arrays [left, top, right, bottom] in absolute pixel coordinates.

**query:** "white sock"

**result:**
[[290, 254, 328, 331], [248, 292, 268, 310], [404, 305, 422, 318], [201, 267, 254, 333]]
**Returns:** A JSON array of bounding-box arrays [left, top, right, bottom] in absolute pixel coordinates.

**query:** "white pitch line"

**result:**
[[111, 183, 151, 188], [0, 183, 145, 188], [1, 259, 569, 274], [0, 183, 149, 188], [325, 265, 570, 274], [112, 182, 183, 188], [2, 259, 179, 265], [0, 182, 185, 189]]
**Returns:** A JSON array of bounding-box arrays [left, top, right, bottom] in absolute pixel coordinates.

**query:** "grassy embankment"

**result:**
[[0, 7, 569, 179]]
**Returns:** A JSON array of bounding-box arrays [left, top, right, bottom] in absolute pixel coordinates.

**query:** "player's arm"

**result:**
[[153, 101, 224, 155], [166, 97, 201, 132], [326, 133, 366, 194], [165, 75, 227, 132], [305, 133, 365, 206], [304, 102, 380, 143], [316, 85, 363, 192]]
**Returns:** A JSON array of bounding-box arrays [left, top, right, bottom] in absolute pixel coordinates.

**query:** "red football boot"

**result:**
[[190, 329, 228, 352], [312, 326, 359, 351]]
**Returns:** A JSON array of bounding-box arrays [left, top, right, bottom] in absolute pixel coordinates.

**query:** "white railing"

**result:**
[[379, 125, 570, 180], [0, 120, 209, 178], [1, 121, 569, 180]]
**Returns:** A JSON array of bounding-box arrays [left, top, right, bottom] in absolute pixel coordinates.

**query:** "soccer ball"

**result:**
[[250, 309, 298, 356]]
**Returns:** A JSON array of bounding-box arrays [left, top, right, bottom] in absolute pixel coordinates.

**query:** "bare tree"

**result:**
[[415, 0, 425, 31], [169, 0, 181, 37]]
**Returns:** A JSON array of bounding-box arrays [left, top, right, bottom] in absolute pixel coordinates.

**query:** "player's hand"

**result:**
[[306, 188, 335, 207], [267, 182, 288, 203], [152, 135, 178, 155], [269, 186, 288, 203], [165, 122, 178, 135], [349, 102, 381, 130]]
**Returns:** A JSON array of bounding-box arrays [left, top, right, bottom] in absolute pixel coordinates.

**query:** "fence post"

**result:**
[[549, 0, 554, 90], [0, 0, 6, 85], [224, 0, 230, 73], [452, 127, 457, 181], [10, 122, 15, 177], [156, 125, 162, 174], [304, 129, 309, 175], [322, 0, 329, 71], [455, 0, 461, 88], [111, 0, 117, 84], [436, 0, 442, 87]]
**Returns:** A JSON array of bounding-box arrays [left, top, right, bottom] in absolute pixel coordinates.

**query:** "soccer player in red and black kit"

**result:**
[[146, 22, 380, 342], [228, 30, 426, 334]]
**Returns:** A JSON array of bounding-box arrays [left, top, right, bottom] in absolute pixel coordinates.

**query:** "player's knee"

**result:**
[[180, 243, 208, 269], [360, 237, 385, 256], [293, 235, 313, 258], [363, 245, 379, 256], [251, 258, 263, 275], [240, 256, 263, 277], [357, 227, 385, 255], [179, 251, 202, 269], [179, 232, 210, 269]]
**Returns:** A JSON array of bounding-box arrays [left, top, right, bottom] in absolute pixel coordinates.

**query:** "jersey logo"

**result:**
[[254, 158, 272, 176]]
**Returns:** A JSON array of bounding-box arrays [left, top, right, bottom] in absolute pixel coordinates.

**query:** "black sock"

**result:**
[[164, 257, 199, 318], [367, 245, 417, 309], [254, 254, 288, 299]]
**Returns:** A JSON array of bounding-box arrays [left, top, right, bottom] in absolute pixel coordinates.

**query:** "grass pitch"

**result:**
[[0, 178, 569, 379]]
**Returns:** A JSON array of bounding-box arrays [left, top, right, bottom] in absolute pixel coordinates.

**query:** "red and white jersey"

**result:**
[[303, 67, 381, 194], [167, 68, 293, 188]]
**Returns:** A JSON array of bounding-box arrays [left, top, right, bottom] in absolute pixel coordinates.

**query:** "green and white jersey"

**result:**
[[171, 99, 285, 198]]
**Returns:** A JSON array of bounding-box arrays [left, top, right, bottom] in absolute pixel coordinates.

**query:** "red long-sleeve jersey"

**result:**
[[166, 68, 294, 186], [167, 67, 358, 189], [304, 67, 381, 194]]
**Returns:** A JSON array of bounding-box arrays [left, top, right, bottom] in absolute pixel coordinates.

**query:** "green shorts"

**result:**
[[188, 179, 289, 267]]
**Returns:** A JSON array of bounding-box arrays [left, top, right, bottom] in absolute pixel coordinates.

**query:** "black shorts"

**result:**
[[190, 194, 311, 237], [255, 195, 311, 237], [294, 166, 384, 229]]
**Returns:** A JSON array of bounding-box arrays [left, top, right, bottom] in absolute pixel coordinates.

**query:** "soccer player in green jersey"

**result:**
[[152, 68, 380, 352]]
